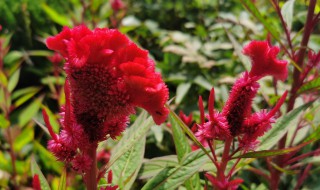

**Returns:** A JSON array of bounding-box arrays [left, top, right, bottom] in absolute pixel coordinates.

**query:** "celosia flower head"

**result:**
[[46, 25, 169, 141], [242, 40, 288, 81]]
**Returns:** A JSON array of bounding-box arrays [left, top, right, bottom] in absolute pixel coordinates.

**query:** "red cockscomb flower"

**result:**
[[46, 25, 169, 142], [242, 40, 288, 81], [32, 175, 42, 190], [111, 0, 124, 12]]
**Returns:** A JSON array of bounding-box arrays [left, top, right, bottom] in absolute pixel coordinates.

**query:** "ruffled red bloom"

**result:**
[[46, 25, 169, 141], [242, 40, 288, 81], [48, 52, 63, 65]]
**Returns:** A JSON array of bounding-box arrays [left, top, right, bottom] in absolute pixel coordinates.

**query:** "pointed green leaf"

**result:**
[[31, 156, 51, 190], [0, 114, 10, 128], [175, 82, 192, 104], [18, 96, 44, 127], [166, 105, 213, 161], [141, 149, 209, 190], [104, 111, 153, 171], [298, 77, 320, 94], [258, 102, 313, 150], [41, 4, 72, 26], [58, 167, 67, 190], [110, 136, 146, 190], [240, 0, 280, 41], [281, 0, 295, 30], [234, 140, 314, 159], [138, 155, 179, 179], [8, 68, 20, 92], [169, 112, 201, 190], [14, 126, 34, 152], [0, 70, 8, 87]]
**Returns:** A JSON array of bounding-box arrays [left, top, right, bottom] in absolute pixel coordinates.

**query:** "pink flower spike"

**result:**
[[179, 111, 193, 126], [42, 109, 58, 141], [208, 88, 215, 120], [108, 170, 113, 184], [63, 80, 72, 130], [198, 96, 205, 124], [32, 174, 42, 190], [267, 91, 288, 119], [243, 40, 288, 81]]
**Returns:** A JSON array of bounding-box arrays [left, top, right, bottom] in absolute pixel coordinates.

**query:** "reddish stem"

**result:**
[[218, 138, 232, 180], [285, 149, 320, 165], [294, 163, 312, 190], [85, 144, 98, 190], [207, 140, 219, 169]]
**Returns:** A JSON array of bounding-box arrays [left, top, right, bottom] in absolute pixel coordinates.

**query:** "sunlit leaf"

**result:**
[[141, 149, 208, 190], [58, 167, 67, 190], [8, 68, 20, 92], [169, 112, 201, 190], [298, 77, 320, 94], [0, 114, 10, 128], [18, 96, 44, 127], [234, 140, 314, 159], [105, 111, 153, 171], [41, 4, 72, 26], [138, 155, 178, 179], [281, 0, 295, 30], [175, 82, 192, 104], [258, 102, 313, 150], [14, 126, 34, 152]]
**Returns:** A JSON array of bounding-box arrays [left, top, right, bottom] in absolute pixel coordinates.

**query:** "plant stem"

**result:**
[[218, 138, 232, 180], [6, 128, 18, 190], [85, 143, 98, 190]]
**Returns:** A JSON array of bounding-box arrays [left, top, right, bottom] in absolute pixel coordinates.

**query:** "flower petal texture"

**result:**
[[243, 40, 288, 81], [46, 25, 169, 142]]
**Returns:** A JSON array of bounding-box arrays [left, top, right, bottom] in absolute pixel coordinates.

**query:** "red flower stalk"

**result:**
[[46, 25, 169, 142], [32, 175, 42, 190], [222, 40, 288, 137], [205, 173, 243, 190], [195, 88, 230, 141]]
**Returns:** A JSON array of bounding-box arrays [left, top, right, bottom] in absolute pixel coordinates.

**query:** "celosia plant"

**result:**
[[193, 40, 288, 189], [43, 25, 169, 190]]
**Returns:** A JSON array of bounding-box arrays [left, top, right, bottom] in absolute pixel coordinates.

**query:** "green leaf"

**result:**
[[58, 167, 67, 190], [170, 112, 201, 190], [31, 156, 51, 190], [258, 102, 313, 150], [33, 141, 63, 173], [239, 0, 280, 41], [298, 77, 320, 94], [27, 50, 53, 57], [166, 105, 212, 161], [234, 140, 313, 159], [0, 70, 8, 87], [110, 135, 146, 190], [12, 86, 41, 100], [138, 155, 179, 179], [0, 114, 10, 128], [8, 68, 20, 92], [281, 0, 295, 30], [141, 149, 208, 190], [175, 82, 192, 104], [41, 4, 72, 26], [304, 125, 320, 142], [18, 96, 44, 127], [193, 76, 212, 91], [14, 126, 34, 152], [225, 30, 251, 70], [3, 51, 23, 66], [105, 111, 153, 171]]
